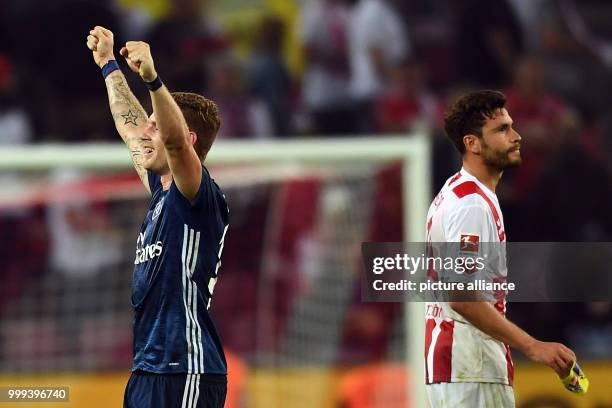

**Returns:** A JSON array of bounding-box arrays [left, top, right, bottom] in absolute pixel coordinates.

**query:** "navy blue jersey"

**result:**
[[131, 166, 229, 375]]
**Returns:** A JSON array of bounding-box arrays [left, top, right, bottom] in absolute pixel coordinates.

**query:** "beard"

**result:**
[[481, 143, 522, 171]]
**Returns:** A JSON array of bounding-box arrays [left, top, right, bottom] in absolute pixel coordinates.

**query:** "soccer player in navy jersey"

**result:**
[[87, 26, 229, 408]]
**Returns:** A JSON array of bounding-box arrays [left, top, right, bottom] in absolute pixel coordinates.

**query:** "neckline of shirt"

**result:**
[[459, 167, 499, 201]]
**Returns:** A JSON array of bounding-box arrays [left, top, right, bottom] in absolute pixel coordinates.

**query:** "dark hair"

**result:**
[[444, 90, 507, 154], [171, 92, 221, 161]]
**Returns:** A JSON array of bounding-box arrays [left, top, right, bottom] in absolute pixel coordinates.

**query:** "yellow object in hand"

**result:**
[[560, 361, 589, 395]]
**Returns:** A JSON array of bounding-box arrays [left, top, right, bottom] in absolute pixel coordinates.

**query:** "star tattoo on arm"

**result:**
[[121, 109, 139, 126]]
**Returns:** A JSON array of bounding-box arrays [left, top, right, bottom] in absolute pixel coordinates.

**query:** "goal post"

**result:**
[[0, 136, 430, 407]]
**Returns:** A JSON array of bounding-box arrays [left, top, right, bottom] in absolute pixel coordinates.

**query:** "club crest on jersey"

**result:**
[[152, 197, 165, 221], [459, 234, 480, 252]]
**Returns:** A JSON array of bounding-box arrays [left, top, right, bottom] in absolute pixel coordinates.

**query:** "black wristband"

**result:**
[[101, 60, 120, 78], [145, 76, 163, 91]]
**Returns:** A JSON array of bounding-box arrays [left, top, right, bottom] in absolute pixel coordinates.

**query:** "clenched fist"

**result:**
[[120, 42, 157, 82], [87, 26, 115, 68]]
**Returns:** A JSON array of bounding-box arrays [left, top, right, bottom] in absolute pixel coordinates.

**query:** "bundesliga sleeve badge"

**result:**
[[459, 234, 480, 252], [560, 361, 589, 395], [458, 234, 480, 275]]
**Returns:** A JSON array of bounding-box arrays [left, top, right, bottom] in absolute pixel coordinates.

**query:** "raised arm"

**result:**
[[87, 26, 150, 193], [119, 41, 202, 202]]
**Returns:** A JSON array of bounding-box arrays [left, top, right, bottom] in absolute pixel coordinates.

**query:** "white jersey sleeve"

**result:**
[[444, 203, 495, 243]]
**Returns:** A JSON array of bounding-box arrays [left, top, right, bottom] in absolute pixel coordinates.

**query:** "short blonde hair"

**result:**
[[171, 92, 221, 160]]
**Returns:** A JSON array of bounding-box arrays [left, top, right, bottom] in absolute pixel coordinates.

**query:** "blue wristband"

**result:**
[[101, 60, 120, 78], [145, 76, 163, 91]]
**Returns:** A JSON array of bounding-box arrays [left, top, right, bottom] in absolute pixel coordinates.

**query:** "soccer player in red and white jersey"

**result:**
[[424, 90, 576, 407]]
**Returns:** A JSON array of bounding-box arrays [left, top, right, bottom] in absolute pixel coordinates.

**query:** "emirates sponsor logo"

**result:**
[[134, 232, 163, 264]]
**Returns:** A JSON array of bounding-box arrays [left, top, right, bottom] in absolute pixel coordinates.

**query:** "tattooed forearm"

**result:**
[[105, 72, 148, 132], [103, 71, 150, 193], [121, 109, 139, 126], [127, 136, 148, 183]]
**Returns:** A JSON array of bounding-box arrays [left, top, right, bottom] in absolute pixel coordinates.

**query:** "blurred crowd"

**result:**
[[2, 0, 612, 218], [1, 0, 612, 366]]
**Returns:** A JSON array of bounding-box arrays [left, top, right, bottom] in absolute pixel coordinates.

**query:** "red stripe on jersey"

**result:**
[[505, 343, 514, 385], [448, 172, 462, 186], [452, 181, 506, 241], [426, 243, 439, 280], [424, 319, 436, 383], [432, 320, 455, 383]]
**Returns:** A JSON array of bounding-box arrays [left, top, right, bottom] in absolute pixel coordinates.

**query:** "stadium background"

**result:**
[[1, 0, 612, 406]]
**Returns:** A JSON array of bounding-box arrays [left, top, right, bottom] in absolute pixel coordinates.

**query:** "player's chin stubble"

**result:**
[[483, 148, 522, 171]]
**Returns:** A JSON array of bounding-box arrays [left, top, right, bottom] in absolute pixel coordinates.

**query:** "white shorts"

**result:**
[[426, 382, 515, 408]]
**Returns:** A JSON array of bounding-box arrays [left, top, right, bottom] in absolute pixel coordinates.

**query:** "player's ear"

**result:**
[[463, 134, 481, 155], [189, 131, 197, 146]]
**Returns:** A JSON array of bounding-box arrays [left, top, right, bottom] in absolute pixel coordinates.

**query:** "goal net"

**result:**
[[0, 137, 429, 407]]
